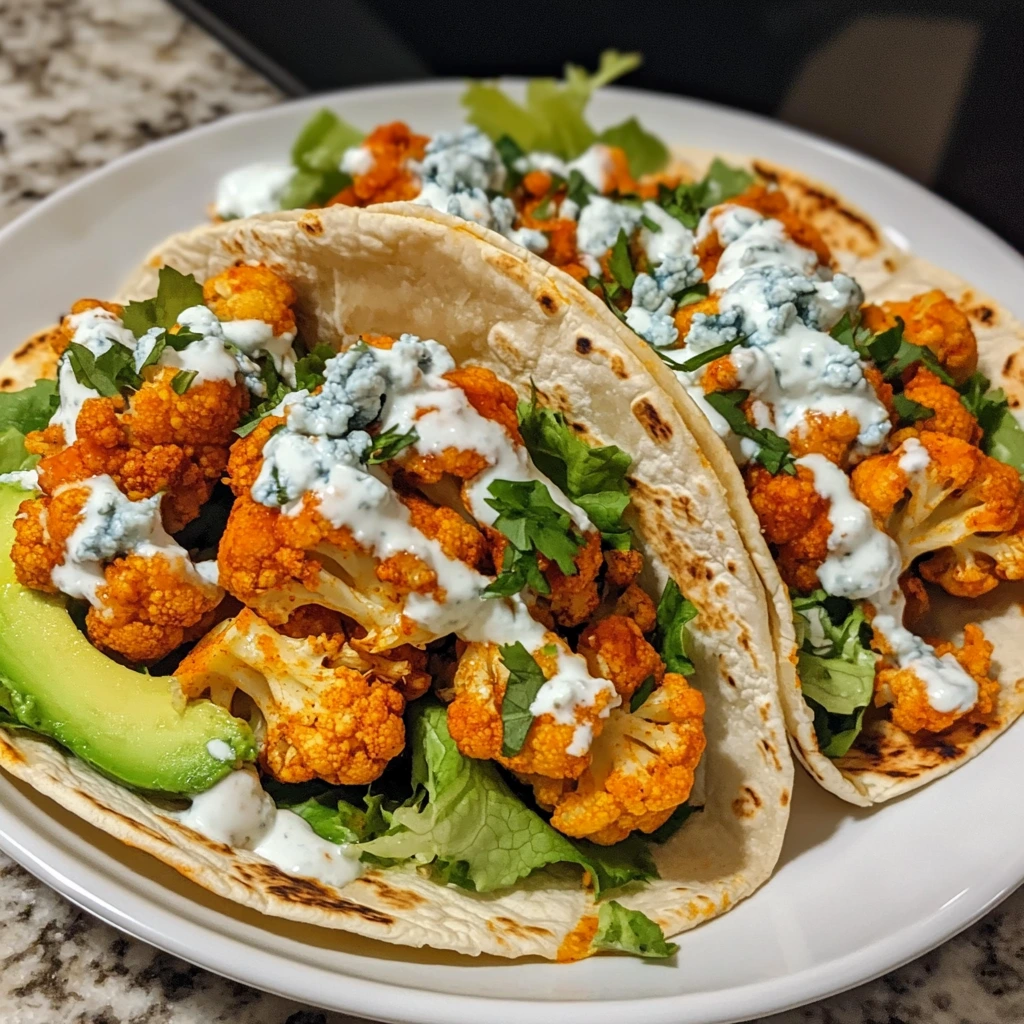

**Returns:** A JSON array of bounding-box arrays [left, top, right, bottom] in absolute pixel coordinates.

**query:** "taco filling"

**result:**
[[0, 261, 723, 958], [211, 54, 1023, 766]]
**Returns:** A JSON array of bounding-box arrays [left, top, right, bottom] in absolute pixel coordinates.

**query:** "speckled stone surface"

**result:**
[[1, 1, 1023, 1022]]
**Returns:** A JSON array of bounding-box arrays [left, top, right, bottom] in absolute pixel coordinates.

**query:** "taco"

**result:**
[[0, 204, 791, 960], [207, 57, 1024, 804]]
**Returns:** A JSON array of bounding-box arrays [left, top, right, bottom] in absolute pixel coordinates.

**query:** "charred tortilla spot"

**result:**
[[490, 915, 554, 939], [760, 738, 782, 772], [970, 304, 995, 325], [725, 674, 737, 688], [575, 336, 592, 355], [298, 213, 324, 236], [0, 378, 13, 390], [632, 398, 673, 443], [356, 874, 426, 910], [537, 290, 558, 315], [0, 736, 25, 763], [233, 862, 395, 920], [732, 785, 762, 818], [610, 354, 629, 379], [165, 817, 235, 855], [780, 789, 790, 807], [759, 704, 769, 722], [884, 258, 897, 273]]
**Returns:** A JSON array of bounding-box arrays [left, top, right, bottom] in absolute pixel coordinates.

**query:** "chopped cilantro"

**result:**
[[122, 267, 205, 338], [66, 341, 141, 397], [498, 641, 548, 757], [675, 283, 710, 307], [672, 336, 745, 373], [566, 168, 597, 208], [704, 389, 796, 475], [958, 373, 1024, 473], [517, 385, 633, 547], [892, 393, 934, 425], [170, 369, 198, 395], [608, 228, 637, 291], [829, 311, 872, 357], [584, 275, 628, 323], [655, 158, 755, 229], [485, 478, 583, 576], [495, 134, 526, 189], [629, 675, 656, 712], [484, 544, 551, 597], [654, 579, 698, 676], [364, 425, 418, 465], [867, 318, 954, 385]]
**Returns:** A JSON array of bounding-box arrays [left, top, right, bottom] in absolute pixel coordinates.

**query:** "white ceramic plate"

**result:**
[[1, 82, 1023, 1024]]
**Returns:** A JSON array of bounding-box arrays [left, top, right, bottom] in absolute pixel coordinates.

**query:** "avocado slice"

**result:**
[[0, 484, 256, 794]]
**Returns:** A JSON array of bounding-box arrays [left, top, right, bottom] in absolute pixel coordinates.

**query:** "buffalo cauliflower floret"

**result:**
[[327, 121, 428, 207], [604, 548, 643, 588], [202, 264, 297, 337], [614, 583, 658, 633], [578, 614, 665, 701], [217, 491, 486, 651], [852, 433, 1024, 583], [11, 482, 222, 662], [177, 608, 406, 785], [529, 672, 706, 845], [875, 624, 998, 733], [538, 530, 604, 628], [890, 368, 981, 446], [862, 290, 978, 385], [746, 462, 832, 592], [919, 514, 1024, 597], [446, 638, 617, 781]]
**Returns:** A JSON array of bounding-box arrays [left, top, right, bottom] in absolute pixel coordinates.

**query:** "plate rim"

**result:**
[[1, 77, 1023, 1023]]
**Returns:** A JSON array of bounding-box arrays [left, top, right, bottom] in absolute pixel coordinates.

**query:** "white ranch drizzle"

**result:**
[[178, 770, 364, 887], [48, 474, 217, 608], [797, 453, 978, 715], [214, 162, 295, 219], [251, 336, 618, 751]]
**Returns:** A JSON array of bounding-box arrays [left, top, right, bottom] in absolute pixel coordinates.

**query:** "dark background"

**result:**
[[173, 0, 1023, 250]]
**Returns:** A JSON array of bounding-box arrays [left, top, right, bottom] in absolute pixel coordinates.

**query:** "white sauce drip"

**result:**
[[205, 738, 236, 762], [513, 144, 614, 192], [48, 474, 216, 608], [251, 336, 617, 749], [50, 307, 138, 444], [798, 453, 979, 715], [177, 770, 364, 888], [214, 162, 295, 219], [339, 145, 375, 176]]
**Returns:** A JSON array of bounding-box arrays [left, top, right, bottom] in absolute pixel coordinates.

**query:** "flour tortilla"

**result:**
[[384, 154, 1024, 807], [0, 205, 792, 959]]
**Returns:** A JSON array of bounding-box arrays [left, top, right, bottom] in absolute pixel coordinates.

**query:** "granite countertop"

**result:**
[[2, 1, 1023, 1021]]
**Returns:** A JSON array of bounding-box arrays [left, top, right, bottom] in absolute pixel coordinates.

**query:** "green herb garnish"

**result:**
[[364, 425, 418, 465], [497, 641, 549, 757], [704, 389, 796, 475], [654, 579, 698, 676]]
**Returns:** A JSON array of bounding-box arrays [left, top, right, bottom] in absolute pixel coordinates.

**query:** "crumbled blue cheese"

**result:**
[[624, 274, 678, 347], [576, 196, 643, 256], [411, 128, 546, 252], [48, 474, 210, 606], [214, 162, 295, 219], [252, 431, 372, 508]]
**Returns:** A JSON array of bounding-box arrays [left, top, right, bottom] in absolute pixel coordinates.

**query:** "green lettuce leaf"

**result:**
[[359, 702, 654, 895], [591, 901, 678, 958], [0, 379, 59, 435], [654, 579, 698, 676], [792, 591, 877, 758], [598, 117, 669, 178], [462, 50, 666, 171], [278, 109, 364, 209], [958, 371, 1024, 473], [0, 428, 37, 475], [517, 386, 632, 547]]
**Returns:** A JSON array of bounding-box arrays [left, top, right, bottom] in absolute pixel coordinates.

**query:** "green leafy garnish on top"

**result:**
[[866, 318, 954, 385], [279, 109, 364, 209], [66, 340, 141, 396], [363, 425, 419, 465], [655, 158, 755, 230], [517, 386, 633, 548], [654, 579, 698, 676], [0, 379, 58, 436], [497, 641, 549, 757], [959, 370, 1024, 474], [122, 267, 205, 338], [461, 50, 668, 177], [792, 590, 878, 758], [704, 389, 797, 476], [484, 479, 584, 597], [591, 901, 678, 959]]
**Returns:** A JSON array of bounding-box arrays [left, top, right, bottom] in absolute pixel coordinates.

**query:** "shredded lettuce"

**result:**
[[462, 51, 668, 176], [654, 579, 698, 676], [792, 591, 878, 757], [356, 701, 655, 895], [591, 901, 678, 959]]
